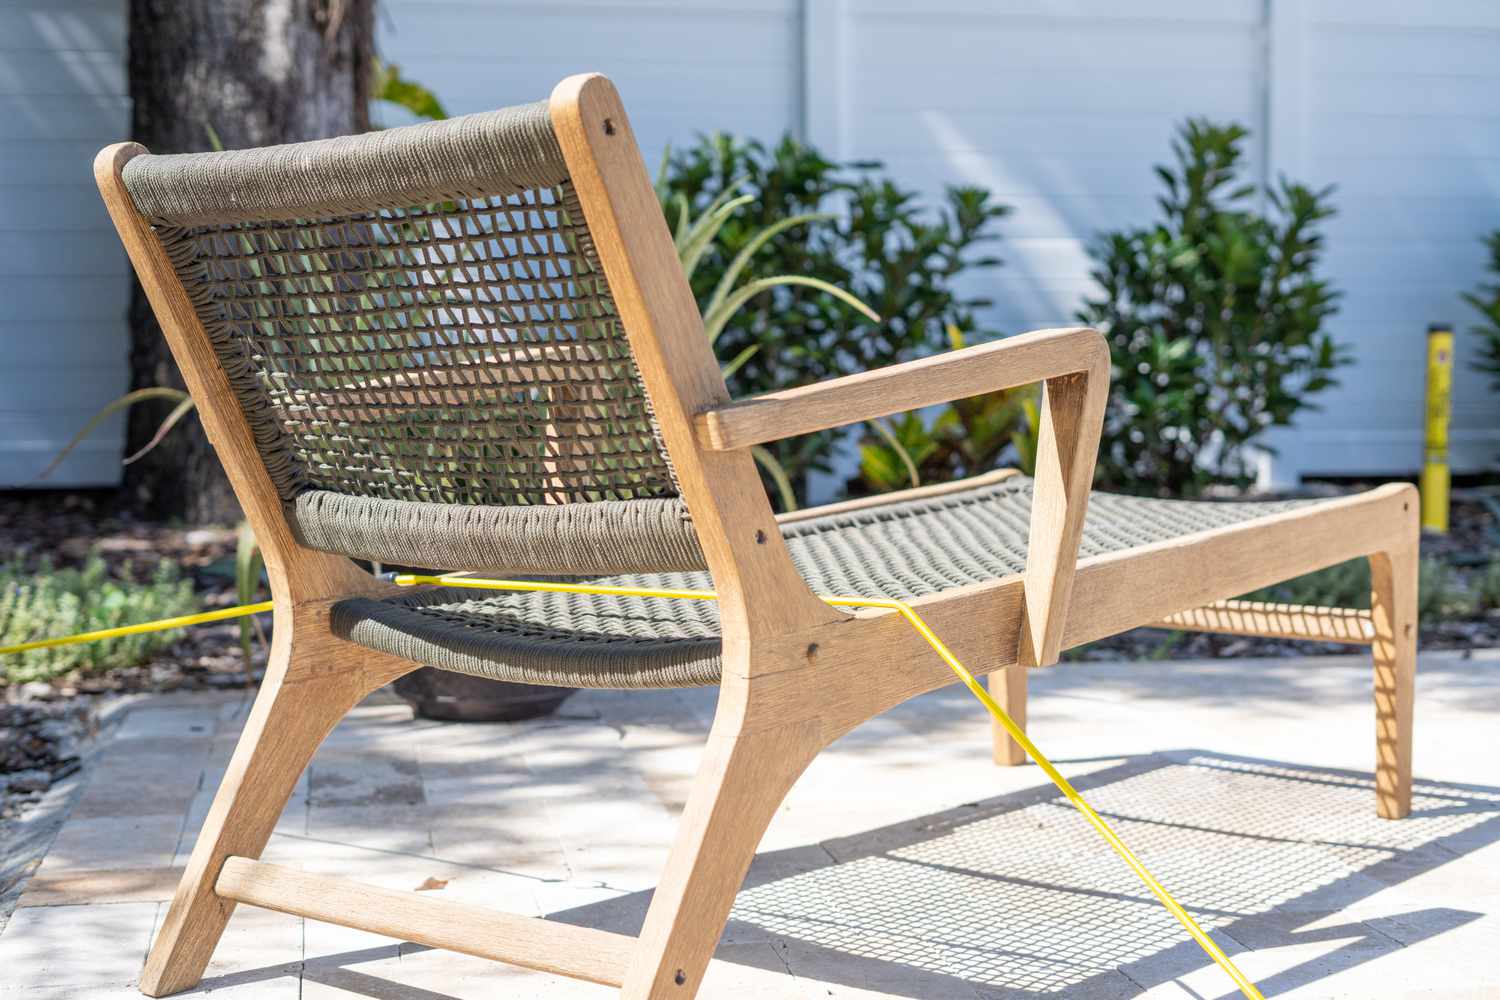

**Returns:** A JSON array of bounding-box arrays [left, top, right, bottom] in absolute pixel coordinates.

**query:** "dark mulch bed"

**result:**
[[1, 488, 268, 700], [0, 702, 92, 822]]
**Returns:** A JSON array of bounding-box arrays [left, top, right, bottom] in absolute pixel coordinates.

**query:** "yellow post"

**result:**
[[1420, 323, 1454, 533]]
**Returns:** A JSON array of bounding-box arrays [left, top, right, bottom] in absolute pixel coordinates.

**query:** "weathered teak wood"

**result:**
[[216, 858, 635, 986], [94, 143, 423, 999], [695, 326, 1109, 667], [94, 71, 1420, 1000], [1370, 543, 1419, 819]]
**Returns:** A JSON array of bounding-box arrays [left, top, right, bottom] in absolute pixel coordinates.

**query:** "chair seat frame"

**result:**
[[94, 74, 1418, 999]]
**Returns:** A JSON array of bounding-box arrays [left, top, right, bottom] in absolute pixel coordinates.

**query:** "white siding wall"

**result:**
[[376, 0, 803, 172], [0, 0, 131, 487], [1261, 0, 1500, 478], [3, 0, 1498, 488], [812, 0, 1266, 340]]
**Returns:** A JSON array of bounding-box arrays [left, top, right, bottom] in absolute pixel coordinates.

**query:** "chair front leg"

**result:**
[[989, 665, 1029, 766], [139, 613, 413, 997], [1370, 542, 1418, 820], [621, 703, 822, 999]]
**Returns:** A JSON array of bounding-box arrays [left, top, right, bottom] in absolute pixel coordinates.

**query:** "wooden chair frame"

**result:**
[[94, 74, 1419, 999]]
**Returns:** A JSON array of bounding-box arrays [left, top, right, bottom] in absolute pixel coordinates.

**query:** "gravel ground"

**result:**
[[0, 700, 98, 931]]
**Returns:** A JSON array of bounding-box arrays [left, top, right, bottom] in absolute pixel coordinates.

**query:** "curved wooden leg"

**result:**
[[1370, 544, 1418, 820], [989, 666, 1028, 766], [620, 712, 822, 999], [139, 621, 412, 997]]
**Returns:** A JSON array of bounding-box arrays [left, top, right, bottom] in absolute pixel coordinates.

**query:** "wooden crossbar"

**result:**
[[1148, 599, 1376, 645], [215, 857, 635, 987]]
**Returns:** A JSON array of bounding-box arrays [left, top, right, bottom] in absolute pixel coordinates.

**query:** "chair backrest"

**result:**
[[117, 99, 704, 574]]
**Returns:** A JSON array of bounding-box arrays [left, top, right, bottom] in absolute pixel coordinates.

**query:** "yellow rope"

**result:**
[[0, 573, 1262, 998], [397, 573, 1264, 1000], [0, 600, 275, 656]]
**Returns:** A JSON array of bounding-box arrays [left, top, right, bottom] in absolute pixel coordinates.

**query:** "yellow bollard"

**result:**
[[1420, 323, 1454, 533]]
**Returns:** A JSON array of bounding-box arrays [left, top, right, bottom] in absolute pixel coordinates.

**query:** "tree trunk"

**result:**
[[124, 0, 374, 523]]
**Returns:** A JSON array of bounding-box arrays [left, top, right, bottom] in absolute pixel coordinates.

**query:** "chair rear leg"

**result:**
[[139, 641, 409, 996], [620, 719, 821, 999], [989, 666, 1028, 765], [1370, 545, 1418, 820]]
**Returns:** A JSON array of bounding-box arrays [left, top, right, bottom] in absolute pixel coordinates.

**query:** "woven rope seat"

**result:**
[[331, 471, 1317, 688]]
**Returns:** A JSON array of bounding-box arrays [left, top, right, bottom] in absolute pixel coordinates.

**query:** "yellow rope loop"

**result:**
[[0, 572, 1263, 999], [0, 601, 275, 657], [399, 574, 1264, 1000]]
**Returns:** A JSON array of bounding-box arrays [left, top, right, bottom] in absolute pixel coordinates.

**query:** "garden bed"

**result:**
[[0, 488, 266, 700]]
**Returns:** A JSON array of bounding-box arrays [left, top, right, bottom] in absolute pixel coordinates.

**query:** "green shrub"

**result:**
[[1463, 231, 1500, 391], [0, 556, 196, 685], [1477, 559, 1500, 611], [657, 134, 1008, 499], [1079, 119, 1347, 496], [1241, 557, 1371, 610], [1239, 555, 1482, 625]]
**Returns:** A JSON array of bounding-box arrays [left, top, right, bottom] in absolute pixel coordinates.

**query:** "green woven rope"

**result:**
[[331, 475, 1319, 689], [125, 101, 687, 576]]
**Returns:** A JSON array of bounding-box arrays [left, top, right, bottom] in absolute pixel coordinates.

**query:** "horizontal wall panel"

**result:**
[[379, 0, 799, 170], [0, 48, 124, 97], [0, 3, 124, 53], [0, 1, 128, 486], [0, 232, 130, 277], [1313, 26, 1500, 78], [0, 95, 130, 140]]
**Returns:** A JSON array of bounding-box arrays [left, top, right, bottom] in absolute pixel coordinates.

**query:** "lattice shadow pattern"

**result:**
[[729, 752, 1500, 995]]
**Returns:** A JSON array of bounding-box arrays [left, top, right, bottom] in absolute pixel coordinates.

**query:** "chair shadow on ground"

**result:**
[[210, 750, 1500, 999]]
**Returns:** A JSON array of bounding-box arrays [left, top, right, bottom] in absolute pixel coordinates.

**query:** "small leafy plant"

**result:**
[[1463, 231, 1500, 391], [0, 555, 197, 685], [1079, 119, 1347, 496]]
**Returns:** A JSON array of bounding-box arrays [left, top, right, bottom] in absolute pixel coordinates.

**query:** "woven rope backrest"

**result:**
[[119, 101, 707, 574], [122, 102, 678, 513]]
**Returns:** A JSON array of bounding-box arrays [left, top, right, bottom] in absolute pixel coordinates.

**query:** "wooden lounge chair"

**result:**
[[95, 73, 1418, 999]]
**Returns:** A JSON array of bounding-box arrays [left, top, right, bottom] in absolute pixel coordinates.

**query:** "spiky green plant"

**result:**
[[655, 161, 881, 510]]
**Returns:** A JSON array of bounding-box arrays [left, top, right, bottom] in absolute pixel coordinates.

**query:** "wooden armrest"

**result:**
[[693, 326, 1107, 452], [698, 324, 1110, 668]]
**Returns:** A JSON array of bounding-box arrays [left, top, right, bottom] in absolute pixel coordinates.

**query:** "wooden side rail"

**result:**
[[215, 857, 635, 987], [1148, 599, 1376, 645]]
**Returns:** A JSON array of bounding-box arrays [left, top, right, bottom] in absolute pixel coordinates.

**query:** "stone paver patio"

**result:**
[[3, 649, 1498, 998]]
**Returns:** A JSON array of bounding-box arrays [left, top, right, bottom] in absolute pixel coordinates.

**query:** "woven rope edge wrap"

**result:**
[[120, 102, 564, 226], [331, 587, 722, 689], [289, 491, 708, 575]]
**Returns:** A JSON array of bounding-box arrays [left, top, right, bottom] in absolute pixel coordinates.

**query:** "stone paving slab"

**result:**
[[2, 649, 1498, 997]]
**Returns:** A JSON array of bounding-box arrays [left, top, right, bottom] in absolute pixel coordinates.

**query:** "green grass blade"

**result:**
[[718, 342, 761, 381], [703, 275, 880, 344], [751, 445, 798, 513], [868, 417, 922, 489], [680, 194, 755, 279], [35, 388, 191, 481], [705, 212, 836, 320], [122, 396, 199, 465]]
